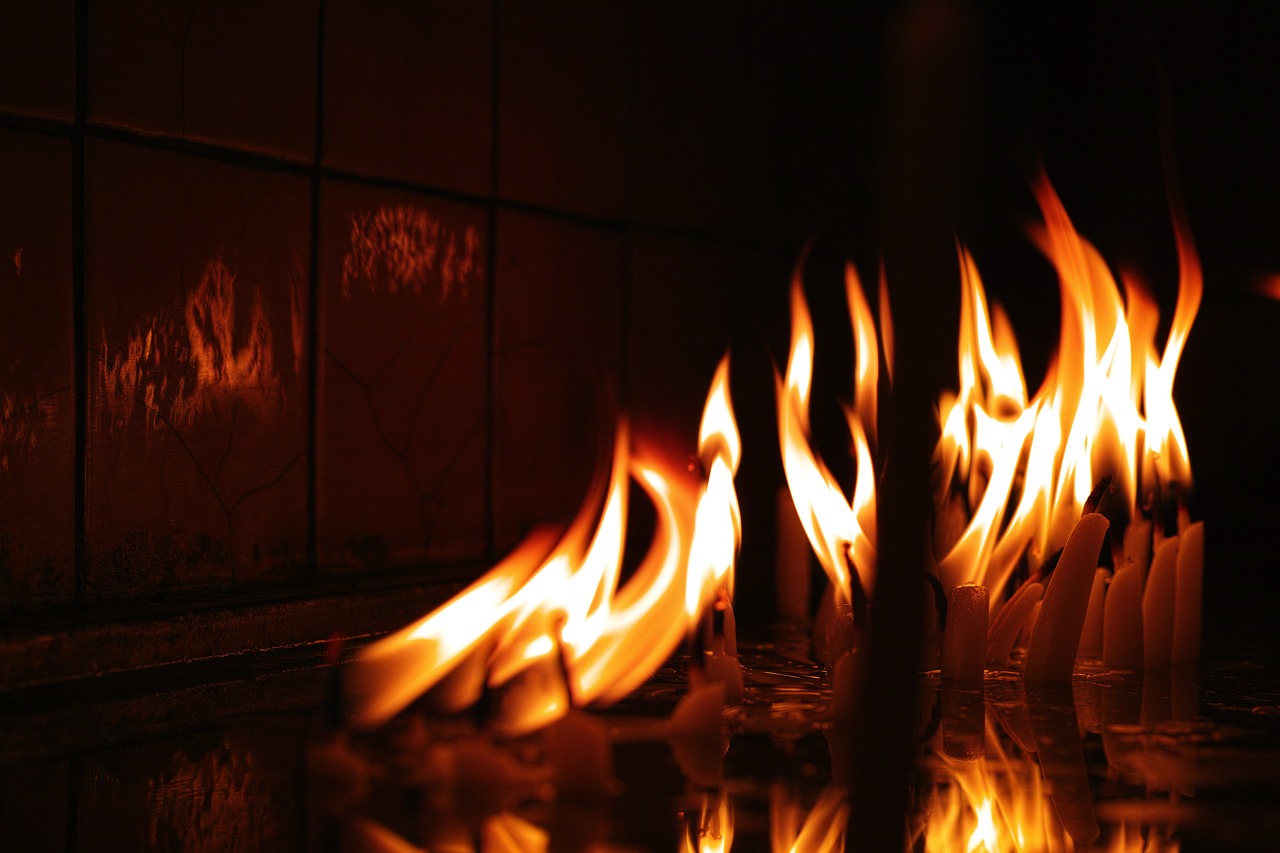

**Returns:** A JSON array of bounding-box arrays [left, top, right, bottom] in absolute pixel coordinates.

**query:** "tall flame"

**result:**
[[933, 173, 1200, 595], [351, 360, 741, 733], [777, 263, 886, 603]]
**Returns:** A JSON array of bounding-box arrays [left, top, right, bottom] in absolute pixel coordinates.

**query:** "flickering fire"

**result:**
[[350, 356, 741, 734], [933, 174, 1200, 597], [777, 261, 888, 605], [779, 173, 1203, 676]]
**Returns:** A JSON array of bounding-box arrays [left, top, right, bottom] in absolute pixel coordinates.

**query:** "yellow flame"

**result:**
[[769, 785, 848, 853], [683, 793, 735, 853], [352, 363, 741, 733], [932, 174, 1199, 595], [777, 266, 884, 603]]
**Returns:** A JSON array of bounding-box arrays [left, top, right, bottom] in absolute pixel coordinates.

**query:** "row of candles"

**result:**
[[320, 173, 1205, 850]]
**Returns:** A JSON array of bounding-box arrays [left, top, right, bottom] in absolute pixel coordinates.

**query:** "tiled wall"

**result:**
[[0, 1, 861, 615]]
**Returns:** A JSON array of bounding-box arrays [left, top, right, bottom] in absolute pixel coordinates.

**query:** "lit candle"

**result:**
[[775, 487, 812, 621], [1172, 521, 1204, 664], [1142, 537, 1179, 669], [1122, 518, 1152, 579], [1024, 513, 1110, 682], [1102, 563, 1143, 671], [1077, 568, 1108, 659], [703, 651, 744, 699], [986, 580, 1043, 668], [941, 582, 987, 683]]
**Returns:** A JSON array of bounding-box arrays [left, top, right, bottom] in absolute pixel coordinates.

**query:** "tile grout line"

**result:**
[[484, 0, 502, 561], [306, 0, 326, 581], [71, 0, 88, 606]]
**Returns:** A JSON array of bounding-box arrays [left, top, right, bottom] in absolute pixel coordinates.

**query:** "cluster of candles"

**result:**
[[776, 173, 1204, 692], [314, 175, 1205, 850]]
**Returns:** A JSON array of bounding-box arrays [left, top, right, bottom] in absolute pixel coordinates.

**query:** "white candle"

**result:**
[[1172, 521, 1204, 664], [703, 651, 744, 699], [1142, 537, 1179, 669], [1077, 569, 1108, 659], [1103, 563, 1143, 671], [986, 580, 1043, 668], [1025, 513, 1110, 682], [775, 487, 812, 621], [941, 583, 987, 682], [1122, 518, 1152, 581], [812, 581, 837, 662]]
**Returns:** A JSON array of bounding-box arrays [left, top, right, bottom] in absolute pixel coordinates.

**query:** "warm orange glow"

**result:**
[[352, 361, 741, 734], [99, 256, 296, 432], [918, 721, 1072, 852], [932, 174, 1200, 597], [683, 792, 735, 853], [917, 716, 1182, 852], [777, 264, 885, 603], [769, 785, 848, 853]]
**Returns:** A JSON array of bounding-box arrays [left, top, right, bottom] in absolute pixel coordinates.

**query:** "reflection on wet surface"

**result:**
[[4, 639, 1280, 851]]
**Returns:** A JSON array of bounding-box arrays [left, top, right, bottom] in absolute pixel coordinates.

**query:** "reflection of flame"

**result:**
[[341, 204, 481, 301], [99, 256, 296, 431], [777, 263, 885, 603], [918, 721, 1071, 851], [770, 785, 848, 853], [0, 387, 53, 471], [683, 792, 734, 853], [933, 174, 1200, 595], [353, 361, 741, 734]]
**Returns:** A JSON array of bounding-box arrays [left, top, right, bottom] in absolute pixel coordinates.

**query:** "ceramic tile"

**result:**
[[316, 179, 487, 571], [0, 129, 74, 608], [85, 140, 310, 599], [323, 0, 492, 195]]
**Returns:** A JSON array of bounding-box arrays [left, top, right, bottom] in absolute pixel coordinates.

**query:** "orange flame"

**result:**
[[352, 361, 741, 734], [777, 264, 885, 603], [683, 792, 735, 853], [770, 785, 848, 853], [933, 174, 1200, 595]]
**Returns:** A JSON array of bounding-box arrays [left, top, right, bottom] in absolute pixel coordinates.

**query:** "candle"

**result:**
[[986, 580, 1043, 668], [1077, 568, 1108, 659], [812, 581, 837, 662], [1024, 513, 1110, 682], [940, 582, 987, 683], [1122, 518, 1152, 580], [1102, 563, 1143, 671], [1172, 521, 1204, 664], [1142, 536, 1179, 670], [703, 651, 744, 699], [775, 487, 813, 621]]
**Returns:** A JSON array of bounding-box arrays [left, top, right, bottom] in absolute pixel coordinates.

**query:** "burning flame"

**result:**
[[777, 263, 887, 604], [933, 174, 1200, 596], [352, 358, 741, 734]]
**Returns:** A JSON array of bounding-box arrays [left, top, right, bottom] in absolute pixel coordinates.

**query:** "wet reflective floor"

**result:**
[[3, 638, 1279, 851]]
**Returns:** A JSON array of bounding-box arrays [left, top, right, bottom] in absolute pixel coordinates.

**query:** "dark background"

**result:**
[[1, 0, 1279, 680]]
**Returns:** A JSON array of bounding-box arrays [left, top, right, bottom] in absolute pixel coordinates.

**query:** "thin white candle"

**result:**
[[986, 580, 1043, 668], [1172, 521, 1204, 663], [1122, 519, 1152, 581], [1102, 562, 1143, 671], [1077, 568, 1108, 659], [1142, 537, 1180, 670], [1024, 513, 1110, 682]]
